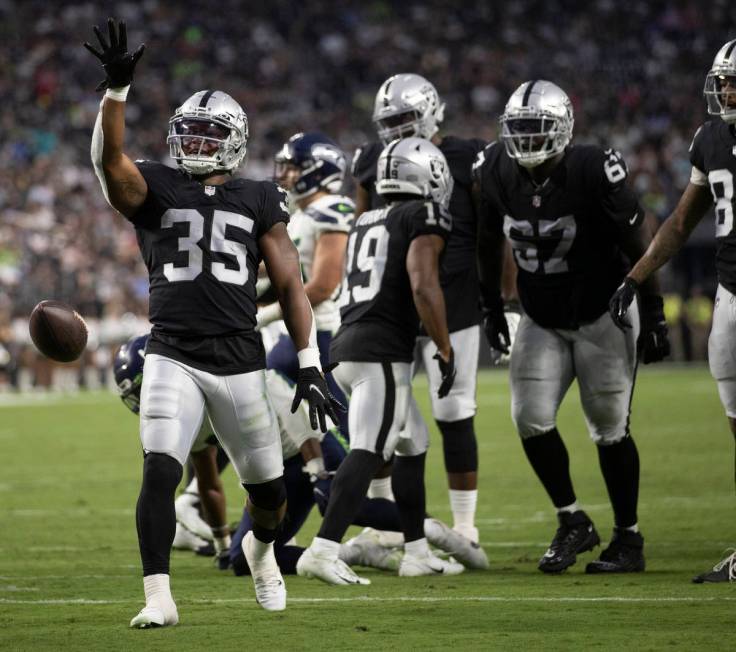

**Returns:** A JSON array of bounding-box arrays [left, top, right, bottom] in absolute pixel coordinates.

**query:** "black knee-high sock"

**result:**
[[136, 453, 183, 576], [521, 429, 576, 509], [317, 450, 383, 542], [597, 436, 640, 528], [391, 453, 427, 542]]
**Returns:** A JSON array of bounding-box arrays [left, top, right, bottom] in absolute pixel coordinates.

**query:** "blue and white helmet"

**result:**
[[113, 333, 149, 414], [704, 39, 736, 124], [274, 132, 348, 199], [167, 90, 249, 175]]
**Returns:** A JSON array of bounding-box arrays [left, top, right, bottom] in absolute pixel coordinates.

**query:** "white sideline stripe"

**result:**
[[2, 596, 736, 606]]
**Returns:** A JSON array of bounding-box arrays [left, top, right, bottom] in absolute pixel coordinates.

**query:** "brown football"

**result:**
[[28, 300, 88, 363]]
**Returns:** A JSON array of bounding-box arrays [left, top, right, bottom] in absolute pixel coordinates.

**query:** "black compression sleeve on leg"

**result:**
[[317, 449, 384, 542], [244, 477, 287, 544], [391, 453, 427, 542], [437, 417, 478, 473], [597, 436, 640, 528], [521, 428, 576, 509], [136, 453, 183, 576]]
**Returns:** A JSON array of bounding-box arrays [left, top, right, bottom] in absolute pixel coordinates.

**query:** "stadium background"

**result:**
[[0, 0, 731, 384]]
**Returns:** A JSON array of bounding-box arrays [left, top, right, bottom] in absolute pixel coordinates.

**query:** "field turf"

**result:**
[[0, 365, 733, 650]]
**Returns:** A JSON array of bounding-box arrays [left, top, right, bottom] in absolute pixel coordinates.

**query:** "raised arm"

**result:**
[[85, 18, 147, 218]]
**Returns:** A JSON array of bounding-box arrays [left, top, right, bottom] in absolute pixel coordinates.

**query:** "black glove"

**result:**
[[290, 366, 345, 432], [433, 347, 456, 399], [639, 294, 671, 364], [84, 18, 145, 91], [609, 277, 638, 330], [481, 295, 511, 356]]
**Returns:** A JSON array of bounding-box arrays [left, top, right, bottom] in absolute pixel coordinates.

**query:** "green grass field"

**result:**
[[0, 365, 733, 650]]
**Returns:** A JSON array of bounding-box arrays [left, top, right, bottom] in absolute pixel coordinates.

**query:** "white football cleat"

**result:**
[[175, 492, 213, 541], [129, 600, 179, 629], [172, 522, 210, 553], [297, 546, 371, 585], [452, 523, 480, 544], [341, 530, 402, 571], [242, 531, 286, 611], [399, 550, 465, 577], [424, 518, 489, 570]]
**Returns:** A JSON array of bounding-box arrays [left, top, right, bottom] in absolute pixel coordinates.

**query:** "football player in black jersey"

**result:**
[[476, 80, 670, 575], [352, 74, 487, 545], [611, 39, 736, 583], [296, 137, 465, 583], [85, 19, 340, 624]]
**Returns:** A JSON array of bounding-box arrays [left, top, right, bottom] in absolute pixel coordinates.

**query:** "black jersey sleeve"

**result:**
[[351, 142, 383, 191], [589, 146, 644, 230], [688, 124, 707, 172], [256, 181, 291, 237], [406, 201, 452, 242], [472, 142, 504, 233], [130, 160, 179, 226]]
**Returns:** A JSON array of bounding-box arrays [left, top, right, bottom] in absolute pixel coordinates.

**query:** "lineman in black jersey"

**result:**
[[611, 39, 736, 583], [476, 80, 670, 575], [86, 19, 340, 624], [297, 137, 464, 584], [352, 73, 486, 544]]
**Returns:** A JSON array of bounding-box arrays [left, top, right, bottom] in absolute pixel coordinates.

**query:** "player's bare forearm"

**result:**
[[100, 98, 147, 216], [616, 215, 661, 296], [261, 224, 313, 350], [500, 239, 518, 302], [304, 232, 347, 306], [628, 183, 712, 284], [407, 235, 451, 359]]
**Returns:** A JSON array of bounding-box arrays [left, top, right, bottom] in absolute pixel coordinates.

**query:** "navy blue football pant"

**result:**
[[229, 431, 401, 575], [266, 331, 349, 440]]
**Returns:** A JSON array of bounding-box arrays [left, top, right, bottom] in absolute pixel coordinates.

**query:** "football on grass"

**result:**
[[29, 300, 88, 363]]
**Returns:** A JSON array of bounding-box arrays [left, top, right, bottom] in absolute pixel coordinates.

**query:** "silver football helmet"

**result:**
[[372, 74, 445, 145], [167, 90, 249, 175], [704, 39, 736, 124], [375, 137, 453, 210], [500, 80, 574, 168]]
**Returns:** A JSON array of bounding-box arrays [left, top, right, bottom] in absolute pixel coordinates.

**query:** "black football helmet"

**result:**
[[113, 333, 149, 414]]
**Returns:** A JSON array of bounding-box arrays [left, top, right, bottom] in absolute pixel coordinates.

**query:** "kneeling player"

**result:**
[[297, 137, 465, 584]]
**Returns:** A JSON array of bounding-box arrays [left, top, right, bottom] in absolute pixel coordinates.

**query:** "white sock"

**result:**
[[213, 534, 232, 555], [404, 537, 430, 558], [556, 501, 580, 515], [143, 574, 173, 605], [368, 477, 394, 501], [449, 489, 477, 529], [621, 523, 639, 533], [311, 536, 340, 559]]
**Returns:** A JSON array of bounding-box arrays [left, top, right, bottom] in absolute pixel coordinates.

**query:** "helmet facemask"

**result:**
[[704, 70, 736, 124], [500, 112, 571, 168], [167, 99, 248, 175]]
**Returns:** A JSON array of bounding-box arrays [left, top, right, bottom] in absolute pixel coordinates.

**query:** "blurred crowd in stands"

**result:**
[[1, 0, 733, 389]]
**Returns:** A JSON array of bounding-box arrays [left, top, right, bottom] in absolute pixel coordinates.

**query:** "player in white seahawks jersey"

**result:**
[[259, 132, 354, 437]]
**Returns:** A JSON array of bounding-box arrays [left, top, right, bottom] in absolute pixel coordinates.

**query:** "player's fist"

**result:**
[[639, 295, 671, 364], [609, 277, 638, 329], [84, 18, 145, 91], [481, 295, 511, 358]]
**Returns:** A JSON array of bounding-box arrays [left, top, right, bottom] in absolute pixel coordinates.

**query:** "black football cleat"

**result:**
[[692, 551, 736, 583], [538, 510, 600, 573], [585, 528, 645, 573]]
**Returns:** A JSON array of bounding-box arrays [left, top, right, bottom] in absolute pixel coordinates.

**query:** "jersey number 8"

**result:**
[[161, 208, 254, 284]]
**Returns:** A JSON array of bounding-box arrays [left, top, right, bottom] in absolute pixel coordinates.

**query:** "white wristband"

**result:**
[[304, 457, 326, 477], [297, 347, 321, 371], [105, 85, 130, 102]]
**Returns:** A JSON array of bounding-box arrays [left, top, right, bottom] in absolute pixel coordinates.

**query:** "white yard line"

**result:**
[[1, 595, 735, 606]]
